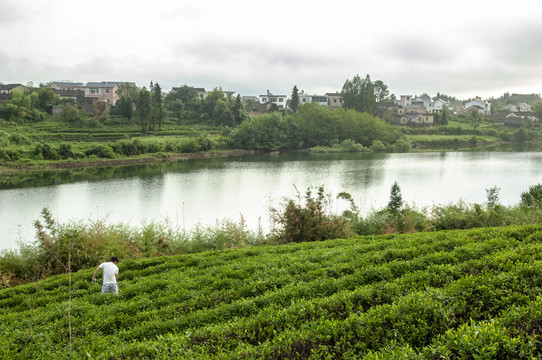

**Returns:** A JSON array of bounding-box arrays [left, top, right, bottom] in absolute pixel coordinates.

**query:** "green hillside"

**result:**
[[2, 225, 542, 359]]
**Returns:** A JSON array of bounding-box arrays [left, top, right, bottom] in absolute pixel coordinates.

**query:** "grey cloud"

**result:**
[[177, 39, 345, 70], [491, 23, 542, 66], [0, 1, 25, 25], [378, 36, 455, 66]]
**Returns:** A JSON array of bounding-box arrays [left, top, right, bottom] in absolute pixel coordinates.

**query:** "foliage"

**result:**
[[341, 74, 388, 115], [2, 225, 542, 358], [270, 186, 354, 243], [289, 85, 300, 113], [136, 87, 152, 132], [57, 104, 85, 125], [520, 184, 542, 209], [387, 182, 403, 217], [151, 82, 165, 130]]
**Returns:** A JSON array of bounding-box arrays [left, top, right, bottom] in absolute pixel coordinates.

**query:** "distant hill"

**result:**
[[489, 93, 542, 111], [2, 225, 542, 358]]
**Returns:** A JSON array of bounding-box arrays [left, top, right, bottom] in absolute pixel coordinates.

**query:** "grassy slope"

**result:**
[[2, 225, 542, 359]]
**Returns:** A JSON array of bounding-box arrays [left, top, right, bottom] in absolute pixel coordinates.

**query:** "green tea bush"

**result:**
[[85, 144, 116, 158]]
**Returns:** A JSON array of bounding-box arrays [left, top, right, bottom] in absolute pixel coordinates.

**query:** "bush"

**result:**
[[58, 143, 76, 159], [271, 186, 354, 243], [393, 139, 412, 152], [0, 148, 21, 161], [520, 184, 542, 209], [178, 138, 201, 153], [85, 145, 116, 158], [370, 139, 387, 152], [33, 143, 59, 160]]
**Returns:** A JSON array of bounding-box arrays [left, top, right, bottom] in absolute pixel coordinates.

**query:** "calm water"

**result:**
[[1, 151, 542, 250]]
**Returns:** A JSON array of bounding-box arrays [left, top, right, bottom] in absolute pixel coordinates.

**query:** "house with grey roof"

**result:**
[[259, 90, 287, 109], [51, 81, 84, 91], [0, 84, 27, 104], [325, 92, 343, 108], [84, 81, 136, 105]]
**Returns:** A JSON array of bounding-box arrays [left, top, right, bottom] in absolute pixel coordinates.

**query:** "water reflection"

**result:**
[[1, 151, 541, 250]]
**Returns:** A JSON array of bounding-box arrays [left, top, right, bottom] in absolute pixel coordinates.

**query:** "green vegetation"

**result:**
[[2, 225, 542, 358], [1, 82, 541, 184], [3, 183, 542, 287]]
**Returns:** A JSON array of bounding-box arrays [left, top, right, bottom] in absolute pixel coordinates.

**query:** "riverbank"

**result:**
[[0, 149, 252, 188]]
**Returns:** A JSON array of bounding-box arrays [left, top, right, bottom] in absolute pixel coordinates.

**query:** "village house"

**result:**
[[433, 99, 451, 113], [51, 81, 84, 91], [503, 103, 532, 112], [326, 92, 343, 108], [397, 114, 434, 125], [463, 98, 491, 115], [84, 81, 136, 106], [298, 91, 328, 106], [259, 90, 287, 109], [0, 84, 26, 104], [493, 110, 540, 126], [170, 87, 208, 101]]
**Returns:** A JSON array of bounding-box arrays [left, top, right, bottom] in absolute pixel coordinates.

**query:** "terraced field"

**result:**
[[2, 225, 542, 359]]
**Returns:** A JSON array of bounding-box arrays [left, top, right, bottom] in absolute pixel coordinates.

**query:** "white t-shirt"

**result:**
[[99, 262, 119, 284]]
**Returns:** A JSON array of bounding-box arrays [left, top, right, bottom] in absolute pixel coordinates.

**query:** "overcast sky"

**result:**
[[1, 0, 541, 100]]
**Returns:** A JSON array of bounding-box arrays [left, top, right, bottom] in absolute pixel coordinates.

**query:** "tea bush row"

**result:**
[[2, 226, 542, 358]]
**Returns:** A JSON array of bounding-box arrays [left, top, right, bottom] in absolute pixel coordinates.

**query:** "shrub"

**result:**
[[0, 148, 21, 161], [370, 139, 387, 152], [33, 143, 59, 160], [271, 186, 354, 243], [393, 139, 412, 152], [520, 184, 542, 209], [85, 145, 116, 158], [178, 138, 201, 153]]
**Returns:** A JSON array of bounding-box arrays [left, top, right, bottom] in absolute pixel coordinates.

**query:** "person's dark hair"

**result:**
[[110, 256, 119, 263]]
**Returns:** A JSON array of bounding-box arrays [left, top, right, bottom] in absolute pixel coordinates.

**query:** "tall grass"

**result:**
[[2, 184, 542, 288]]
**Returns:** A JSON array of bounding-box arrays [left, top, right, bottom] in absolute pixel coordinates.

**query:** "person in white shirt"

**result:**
[[92, 256, 119, 294]]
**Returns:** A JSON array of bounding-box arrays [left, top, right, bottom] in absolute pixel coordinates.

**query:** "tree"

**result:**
[[136, 87, 152, 132], [520, 184, 542, 208], [58, 105, 84, 125], [290, 85, 300, 113], [35, 85, 58, 114], [171, 99, 184, 124], [373, 80, 390, 103], [470, 110, 482, 130], [118, 95, 133, 122], [341, 74, 377, 115], [151, 82, 165, 130], [232, 94, 246, 125], [387, 181, 404, 234], [387, 181, 402, 213], [440, 105, 450, 125], [486, 186, 500, 209], [213, 99, 234, 126], [533, 102, 542, 119], [268, 103, 280, 113]]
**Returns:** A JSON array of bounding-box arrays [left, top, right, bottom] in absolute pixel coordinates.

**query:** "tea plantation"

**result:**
[[2, 225, 542, 359]]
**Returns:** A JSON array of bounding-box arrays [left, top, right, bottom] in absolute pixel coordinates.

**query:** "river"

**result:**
[[1, 151, 541, 250]]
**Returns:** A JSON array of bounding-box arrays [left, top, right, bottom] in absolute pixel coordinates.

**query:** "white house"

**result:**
[[259, 90, 287, 109], [433, 99, 450, 113], [465, 98, 491, 115], [503, 103, 532, 112]]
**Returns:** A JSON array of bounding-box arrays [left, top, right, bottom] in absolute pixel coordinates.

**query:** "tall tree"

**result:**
[[136, 87, 152, 132], [232, 94, 246, 125], [373, 80, 390, 103], [151, 82, 165, 130], [118, 96, 133, 122], [387, 181, 403, 233], [116, 83, 137, 123], [533, 102, 542, 120], [341, 74, 377, 115], [290, 85, 300, 113]]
